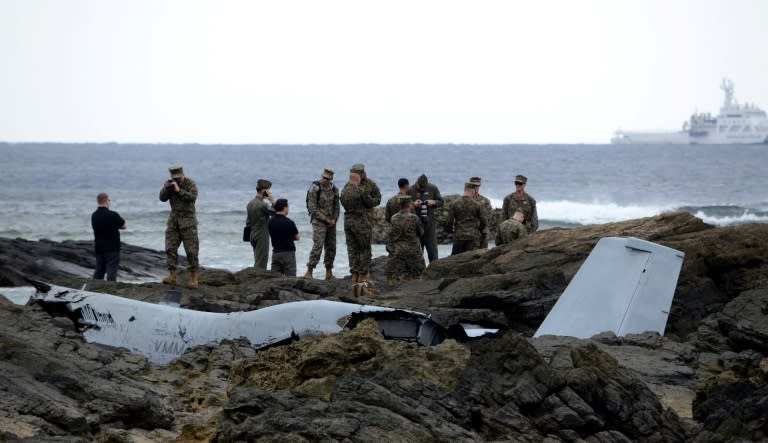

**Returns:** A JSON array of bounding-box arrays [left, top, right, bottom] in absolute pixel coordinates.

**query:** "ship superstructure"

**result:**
[[612, 79, 768, 144]]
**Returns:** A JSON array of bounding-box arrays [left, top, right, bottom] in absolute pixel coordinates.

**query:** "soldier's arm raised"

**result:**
[[159, 184, 170, 202], [177, 180, 198, 203], [361, 182, 382, 209]]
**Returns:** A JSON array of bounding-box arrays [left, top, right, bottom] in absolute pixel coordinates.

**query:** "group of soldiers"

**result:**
[[157, 163, 538, 289], [301, 165, 539, 286]]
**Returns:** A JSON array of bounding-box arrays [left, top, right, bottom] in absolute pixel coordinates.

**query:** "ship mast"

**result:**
[[721, 78, 735, 108]]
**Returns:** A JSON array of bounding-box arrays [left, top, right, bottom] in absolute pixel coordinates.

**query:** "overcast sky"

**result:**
[[0, 0, 766, 144]]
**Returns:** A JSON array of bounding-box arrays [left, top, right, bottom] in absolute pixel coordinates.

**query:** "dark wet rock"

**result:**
[[692, 357, 768, 441], [2, 211, 768, 441], [0, 237, 176, 285]]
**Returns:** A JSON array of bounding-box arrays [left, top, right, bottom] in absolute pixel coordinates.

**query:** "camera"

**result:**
[[419, 200, 429, 222]]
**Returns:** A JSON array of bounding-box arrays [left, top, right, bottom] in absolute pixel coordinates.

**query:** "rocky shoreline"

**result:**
[[0, 211, 766, 442]]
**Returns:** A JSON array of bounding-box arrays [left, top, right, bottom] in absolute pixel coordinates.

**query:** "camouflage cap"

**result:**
[[350, 163, 365, 173], [169, 165, 184, 178], [321, 168, 334, 180], [515, 174, 528, 184], [464, 182, 479, 190], [256, 179, 272, 191], [469, 176, 482, 185]]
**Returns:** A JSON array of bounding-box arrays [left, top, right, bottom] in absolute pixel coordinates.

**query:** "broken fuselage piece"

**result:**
[[28, 282, 447, 364]]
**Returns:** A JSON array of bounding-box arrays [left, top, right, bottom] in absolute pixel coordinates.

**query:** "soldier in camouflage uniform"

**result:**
[[469, 176, 493, 249], [304, 168, 340, 280], [444, 182, 486, 255], [159, 165, 199, 289], [386, 198, 425, 286], [340, 164, 381, 283], [385, 178, 410, 223], [502, 174, 539, 233], [246, 179, 276, 270], [495, 210, 527, 246]]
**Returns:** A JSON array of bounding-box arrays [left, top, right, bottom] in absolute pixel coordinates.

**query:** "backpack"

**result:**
[[306, 181, 339, 220], [306, 181, 321, 217]]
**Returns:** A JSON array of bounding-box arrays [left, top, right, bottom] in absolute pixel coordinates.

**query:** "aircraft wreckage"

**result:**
[[0, 236, 684, 364], [17, 281, 467, 364]]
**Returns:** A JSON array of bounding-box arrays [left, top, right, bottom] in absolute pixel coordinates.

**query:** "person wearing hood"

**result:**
[[409, 174, 444, 263]]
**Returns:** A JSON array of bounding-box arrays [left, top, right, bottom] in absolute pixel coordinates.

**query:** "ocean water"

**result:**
[[1, 143, 766, 276]]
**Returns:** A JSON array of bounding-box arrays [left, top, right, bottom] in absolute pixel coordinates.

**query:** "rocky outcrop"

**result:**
[[0, 237, 177, 286], [1, 211, 768, 441]]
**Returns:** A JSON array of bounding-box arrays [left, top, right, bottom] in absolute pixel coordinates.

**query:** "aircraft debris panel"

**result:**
[[534, 237, 684, 339], [24, 283, 447, 364]]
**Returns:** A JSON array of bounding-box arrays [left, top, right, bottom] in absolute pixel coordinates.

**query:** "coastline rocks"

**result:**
[[2, 211, 768, 441], [0, 237, 177, 286]]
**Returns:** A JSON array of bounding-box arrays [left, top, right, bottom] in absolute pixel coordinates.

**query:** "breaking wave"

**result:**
[[532, 201, 768, 227]]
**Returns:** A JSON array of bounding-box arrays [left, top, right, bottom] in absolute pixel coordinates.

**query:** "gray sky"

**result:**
[[1, 0, 766, 144]]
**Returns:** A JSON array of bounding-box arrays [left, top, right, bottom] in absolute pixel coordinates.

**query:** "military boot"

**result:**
[[162, 269, 177, 285], [186, 269, 198, 289], [325, 268, 336, 280], [303, 266, 314, 279]]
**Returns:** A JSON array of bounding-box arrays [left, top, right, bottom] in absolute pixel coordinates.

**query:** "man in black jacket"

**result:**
[[410, 174, 444, 263], [91, 192, 126, 281]]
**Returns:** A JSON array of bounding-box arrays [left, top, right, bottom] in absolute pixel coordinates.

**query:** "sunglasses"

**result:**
[[514, 182, 524, 186]]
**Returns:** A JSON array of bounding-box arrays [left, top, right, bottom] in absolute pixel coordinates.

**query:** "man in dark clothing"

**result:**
[[268, 198, 300, 276], [91, 192, 126, 281], [410, 174, 444, 263]]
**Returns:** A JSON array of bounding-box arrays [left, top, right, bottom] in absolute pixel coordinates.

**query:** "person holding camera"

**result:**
[[246, 179, 276, 270], [409, 174, 444, 263], [159, 165, 199, 288]]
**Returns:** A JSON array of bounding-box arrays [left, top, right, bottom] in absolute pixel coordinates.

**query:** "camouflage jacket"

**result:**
[[307, 182, 340, 223], [502, 191, 539, 233], [388, 212, 423, 252], [495, 218, 527, 246], [444, 196, 486, 241], [385, 192, 409, 223], [159, 177, 198, 227], [473, 193, 493, 234], [341, 179, 381, 216]]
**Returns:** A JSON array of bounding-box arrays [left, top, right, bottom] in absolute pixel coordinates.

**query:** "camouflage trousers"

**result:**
[[386, 242, 425, 279], [307, 220, 336, 269], [165, 218, 199, 271], [344, 213, 372, 274]]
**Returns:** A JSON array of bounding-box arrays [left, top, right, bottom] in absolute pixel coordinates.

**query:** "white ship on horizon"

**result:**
[[611, 79, 768, 145]]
